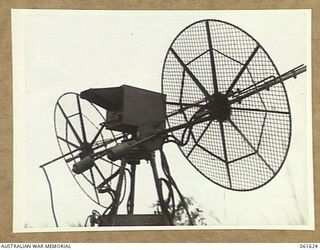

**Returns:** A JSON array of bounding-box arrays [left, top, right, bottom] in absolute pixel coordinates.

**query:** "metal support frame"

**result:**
[[109, 158, 127, 226], [93, 151, 181, 226], [150, 153, 174, 225], [127, 164, 136, 215]]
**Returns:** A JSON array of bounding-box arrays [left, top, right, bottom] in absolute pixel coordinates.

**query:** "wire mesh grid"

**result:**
[[54, 92, 122, 206], [161, 20, 291, 191]]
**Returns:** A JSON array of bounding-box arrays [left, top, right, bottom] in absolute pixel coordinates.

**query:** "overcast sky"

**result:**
[[12, 9, 312, 232]]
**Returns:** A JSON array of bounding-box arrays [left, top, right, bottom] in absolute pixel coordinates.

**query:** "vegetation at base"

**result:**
[[152, 196, 207, 226]]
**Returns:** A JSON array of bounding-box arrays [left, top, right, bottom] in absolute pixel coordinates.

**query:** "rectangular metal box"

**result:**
[[80, 85, 166, 133]]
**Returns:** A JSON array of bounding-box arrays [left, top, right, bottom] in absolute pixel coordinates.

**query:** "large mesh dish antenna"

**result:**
[[161, 19, 291, 191], [54, 92, 123, 207]]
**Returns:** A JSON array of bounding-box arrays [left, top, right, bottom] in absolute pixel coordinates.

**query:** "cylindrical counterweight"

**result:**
[[107, 142, 132, 161], [72, 156, 95, 174]]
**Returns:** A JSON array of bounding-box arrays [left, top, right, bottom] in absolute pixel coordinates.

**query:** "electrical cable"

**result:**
[[159, 178, 175, 218], [119, 170, 127, 205], [41, 167, 59, 227], [84, 215, 91, 226]]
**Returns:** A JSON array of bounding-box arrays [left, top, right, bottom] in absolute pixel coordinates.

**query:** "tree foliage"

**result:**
[[152, 196, 206, 226]]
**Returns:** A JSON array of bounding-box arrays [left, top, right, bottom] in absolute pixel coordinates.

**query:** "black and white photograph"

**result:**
[[12, 9, 313, 232]]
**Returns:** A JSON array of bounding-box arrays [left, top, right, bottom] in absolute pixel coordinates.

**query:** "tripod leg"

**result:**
[[109, 158, 126, 225], [160, 149, 194, 225], [150, 153, 174, 225], [127, 164, 136, 215]]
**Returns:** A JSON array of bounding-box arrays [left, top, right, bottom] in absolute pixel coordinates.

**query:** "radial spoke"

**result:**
[[57, 136, 79, 149], [218, 121, 232, 189], [205, 20, 218, 93], [179, 69, 185, 104], [226, 45, 260, 95], [65, 122, 78, 166], [76, 95, 87, 143], [228, 118, 275, 174], [93, 162, 106, 181], [231, 107, 289, 115], [187, 120, 212, 157], [97, 168, 121, 190], [89, 167, 100, 203], [81, 172, 94, 185], [90, 125, 105, 146], [57, 103, 82, 145], [170, 48, 211, 99]]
